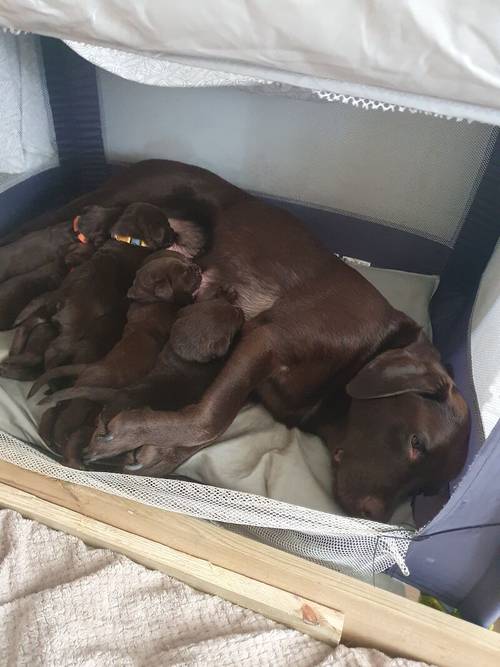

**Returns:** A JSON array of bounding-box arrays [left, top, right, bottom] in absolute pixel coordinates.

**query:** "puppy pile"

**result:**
[[0, 200, 243, 471]]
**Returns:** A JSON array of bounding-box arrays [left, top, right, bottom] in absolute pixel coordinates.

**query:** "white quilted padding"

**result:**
[[471, 239, 500, 439], [0, 33, 56, 174], [1, 1, 500, 123]]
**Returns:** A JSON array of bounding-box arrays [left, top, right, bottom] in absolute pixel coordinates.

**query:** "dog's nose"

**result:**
[[359, 496, 387, 522]]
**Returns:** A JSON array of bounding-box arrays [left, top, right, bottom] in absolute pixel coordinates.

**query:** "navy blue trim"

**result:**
[[0, 167, 66, 236], [435, 131, 500, 297], [263, 197, 451, 275], [40, 38, 110, 194]]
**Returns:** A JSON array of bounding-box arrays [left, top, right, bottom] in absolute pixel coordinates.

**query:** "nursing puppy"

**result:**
[[0, 205, 122, 284], [40, 297, 244, 471], [34, 251, 204, 467], [0, 259, 67, 330], [42, 204, 177, 370], [0, 292, 60, 380], [31, 251, 202, 397], [0, 318, 58, 381]]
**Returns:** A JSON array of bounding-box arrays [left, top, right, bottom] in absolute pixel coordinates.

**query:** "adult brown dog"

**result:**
[[15, 160, 469, 521]]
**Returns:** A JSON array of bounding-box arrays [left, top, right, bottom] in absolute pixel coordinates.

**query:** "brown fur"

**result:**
[[0, 260, 67, 330], [0, 205, 122, 282], [12, 160, 469, 518]]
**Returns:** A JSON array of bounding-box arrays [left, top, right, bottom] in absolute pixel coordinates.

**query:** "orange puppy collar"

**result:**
[[72, 216, 88, 244]]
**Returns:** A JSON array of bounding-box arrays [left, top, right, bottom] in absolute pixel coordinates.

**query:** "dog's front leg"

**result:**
[[84, 325, 276, 461]]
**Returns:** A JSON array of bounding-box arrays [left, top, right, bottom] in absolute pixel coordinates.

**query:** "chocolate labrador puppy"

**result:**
[[0, 292, 61, 380], [33, 250, 208, 467], [0, 205, 122, 283], [0, 259, 67, 330], [14, 160, 469, 520], [41, 204, 179, 370], [40, 297, 244, 472], [31, 250, 202, 397]]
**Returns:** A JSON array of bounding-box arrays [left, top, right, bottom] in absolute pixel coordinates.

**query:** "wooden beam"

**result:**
[[0, 460, 499, 667], [0, 482, 343, 645]]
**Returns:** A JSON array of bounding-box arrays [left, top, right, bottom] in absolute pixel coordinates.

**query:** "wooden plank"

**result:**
[[0, 460, 499, 667], [0, 482, 343, 646]]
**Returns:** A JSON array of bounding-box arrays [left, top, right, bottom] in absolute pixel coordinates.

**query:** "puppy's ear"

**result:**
[[346, 343, 452, 401], [147, 220, 175, 250], [135, 204, 174, 249], [153, 278, 174, 303]]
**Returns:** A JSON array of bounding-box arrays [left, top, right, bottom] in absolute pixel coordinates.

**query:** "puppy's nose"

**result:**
[[332, 448, 344, 466], [359, 496, 387, 522]]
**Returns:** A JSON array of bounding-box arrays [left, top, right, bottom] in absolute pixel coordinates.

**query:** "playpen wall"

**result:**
[[0, 37, 498, 626]]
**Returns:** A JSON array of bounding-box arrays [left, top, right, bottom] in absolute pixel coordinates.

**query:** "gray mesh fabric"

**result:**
[[0, 432, 413, 578]]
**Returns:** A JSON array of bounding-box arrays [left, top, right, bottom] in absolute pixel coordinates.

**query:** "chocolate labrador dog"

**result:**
[[41, 204, 179, 370], [40, 297, 244, 472], [31, 250, 203, 397], [0, 259, 67, 330], [0, 205, 122, 284], [14, 160, 469, 521], [36, 265, 241, 469]]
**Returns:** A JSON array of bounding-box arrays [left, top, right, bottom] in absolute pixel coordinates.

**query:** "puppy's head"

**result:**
[[77, 205, 123, 248], [110, 203, 175, 250], [127, 251, 202, 305], [327, 341, 470, 522], [169, 299, 245, 363]]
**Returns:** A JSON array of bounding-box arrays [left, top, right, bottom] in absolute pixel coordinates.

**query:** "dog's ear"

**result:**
[[152, 277, 175, 303], [346, 343, 452, 401]]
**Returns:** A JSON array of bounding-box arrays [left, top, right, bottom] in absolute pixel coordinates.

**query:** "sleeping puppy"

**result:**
[[0, 259, 67, 330], [41, 204, 177, 370], [33, 251, 203, 467], [31, 251, 202, 397], [40, 297, 244, 472], [0, 205, 122, 284], [0, 292, 60, 380], [0, 318, 58, 380]]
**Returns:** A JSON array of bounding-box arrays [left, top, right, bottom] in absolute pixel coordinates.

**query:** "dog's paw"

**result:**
[[122, 445, 180, 476], [83, 408, 153, 462], [123, 445, 163, 471]]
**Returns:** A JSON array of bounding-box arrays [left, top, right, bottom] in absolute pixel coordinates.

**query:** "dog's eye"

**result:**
[[410, 434, 426, 458]]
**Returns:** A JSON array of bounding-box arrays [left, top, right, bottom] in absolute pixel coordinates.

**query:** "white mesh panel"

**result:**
[[0, 431, 413, 578], [471, 239, 500, 439], [98, 68, 496, 246]]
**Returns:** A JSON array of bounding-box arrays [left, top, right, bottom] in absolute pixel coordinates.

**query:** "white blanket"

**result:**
[[1, 1, 499, 123], [0, 508, 431, 666]]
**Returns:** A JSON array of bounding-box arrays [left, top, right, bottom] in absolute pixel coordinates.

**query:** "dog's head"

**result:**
[[110, 203, 175, 250], [77, 205, 123, 247], [127, 251, 202, 305], [328, 341, 470, 522]]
